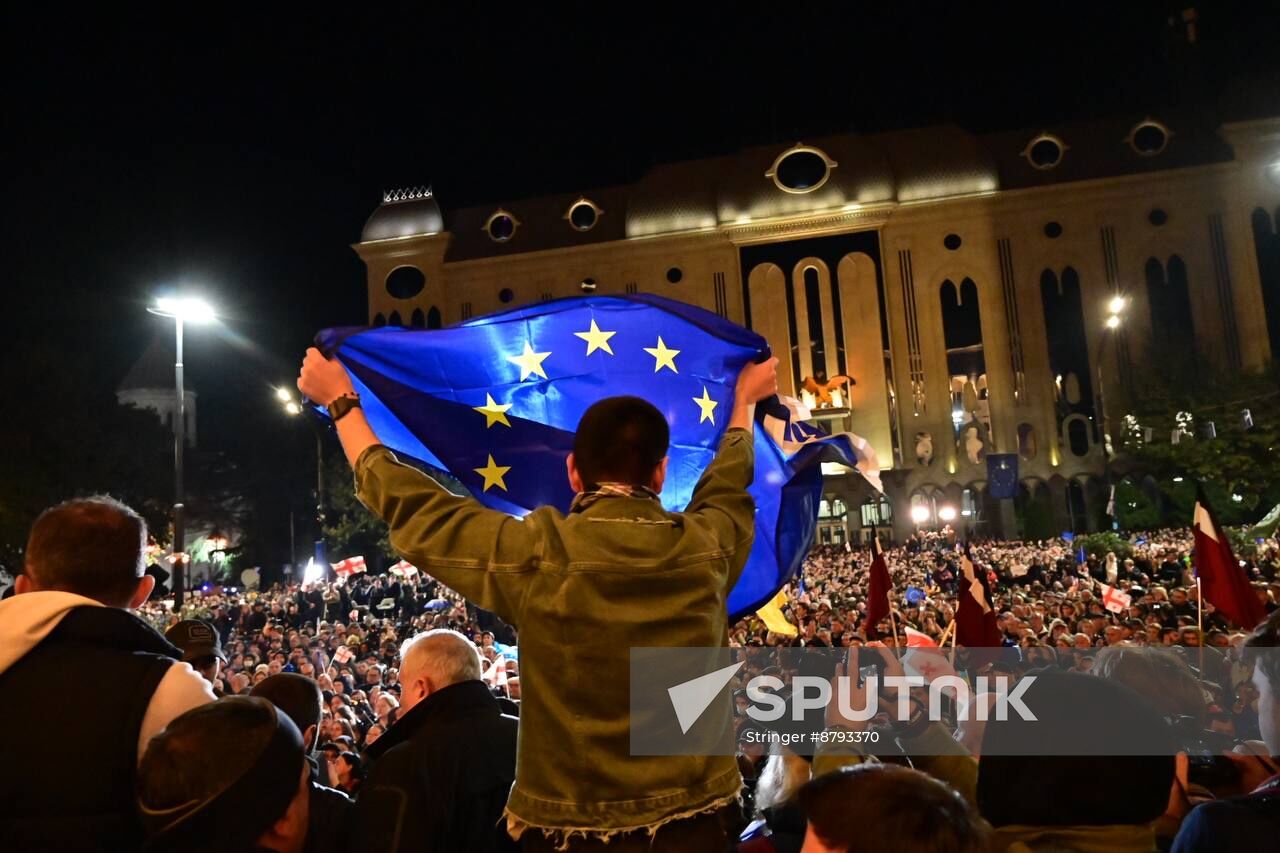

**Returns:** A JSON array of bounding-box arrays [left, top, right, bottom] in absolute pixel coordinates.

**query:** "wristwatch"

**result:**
[[327, 393, 362, 422]]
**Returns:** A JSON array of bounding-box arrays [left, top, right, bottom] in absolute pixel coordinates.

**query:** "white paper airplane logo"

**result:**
[[667, 660, 744, 734]]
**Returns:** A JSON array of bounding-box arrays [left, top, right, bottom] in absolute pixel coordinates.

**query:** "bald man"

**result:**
[[355, 630, 518, 853]]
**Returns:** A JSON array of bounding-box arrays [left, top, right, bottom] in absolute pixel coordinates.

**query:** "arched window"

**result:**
[[1250, 208, 1280, 356], [1040, 267, 1094, 419], [372, 313, 386, 327], [803, 266, 826, 373], [1067, 480, 1088, 533], [427, 306, 442, 330], [940, 278, 988, 437], [1067, 418, 1090, 456], [819, 499, 832, 519], [1017, 423, 1037, 460], [1144, 255, 1195, 346], [410, 308, 425, 328], [388, 311, 403, 327]]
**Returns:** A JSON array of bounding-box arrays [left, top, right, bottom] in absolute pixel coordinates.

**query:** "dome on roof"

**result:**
[[360, 187, 444, 242]]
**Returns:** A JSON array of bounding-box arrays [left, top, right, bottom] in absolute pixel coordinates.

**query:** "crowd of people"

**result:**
[[2, 353, 1278, 852]]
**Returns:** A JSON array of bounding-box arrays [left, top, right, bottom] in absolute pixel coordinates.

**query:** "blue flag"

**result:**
[[317, 294, 878, 620]]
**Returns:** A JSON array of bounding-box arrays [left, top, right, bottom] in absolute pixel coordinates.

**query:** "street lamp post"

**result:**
[[1095, 296, 1127, 530], [148, 296, 216, 610], [276, 388, 327, 567]]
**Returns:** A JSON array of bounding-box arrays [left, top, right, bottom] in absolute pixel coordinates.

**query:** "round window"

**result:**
[[1148, 208, 1168, 227], [385, 266, 426, 300], [499, 288, 514, 303], [580, 278, 597, 293], [943, 233, 962, 251], [767, 144, 837, 193], [666, 267, 683, 284], [1128, 120, 1170, 156], [566, 199, 602, 231], [1044, 221, 1063, 239], [1023, 133, 1066, 170], [484, 209, 520, 242]]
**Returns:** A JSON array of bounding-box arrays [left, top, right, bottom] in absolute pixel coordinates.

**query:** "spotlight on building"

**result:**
[[910, 505, 931, 524], [275, 387, 293, 403], [938, 505, 958, 522], [1105, 314, 1121, 329], [1107, 295, 1127, 315]]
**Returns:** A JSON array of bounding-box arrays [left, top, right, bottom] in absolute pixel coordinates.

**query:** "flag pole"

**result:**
[[1196, 575, 1204, 678], [888, 604, 900, 649]]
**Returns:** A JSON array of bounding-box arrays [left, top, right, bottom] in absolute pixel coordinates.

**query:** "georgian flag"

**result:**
[[1099, 583, 1132, 614], [389, 560, 418, 578], [904, 625, 939, 647], [332, 556, 367, 578]]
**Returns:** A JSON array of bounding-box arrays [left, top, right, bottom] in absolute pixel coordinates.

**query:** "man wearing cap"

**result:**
[[0, 497, 216, 852], [139, 696, 311, 853], [166, 618, 228, 689]]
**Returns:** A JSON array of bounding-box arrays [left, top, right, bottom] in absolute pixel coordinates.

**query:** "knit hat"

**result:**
[[139, 697, 305, 852]]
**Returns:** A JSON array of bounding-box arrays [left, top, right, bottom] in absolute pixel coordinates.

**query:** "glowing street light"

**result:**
[[275, 386, 327, 568], [147, 295, 218, 610], [1105, 314, 1121, 329], [1107, 295, 1127, 316]]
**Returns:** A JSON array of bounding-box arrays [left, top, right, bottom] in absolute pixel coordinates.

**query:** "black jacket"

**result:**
[[306, 756, 353, 853], [0, 606, 179, 852], [353, 679, 518, 853]]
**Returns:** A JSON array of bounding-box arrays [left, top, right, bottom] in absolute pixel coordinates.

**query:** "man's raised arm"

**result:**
[[296, 347, 535, 624]]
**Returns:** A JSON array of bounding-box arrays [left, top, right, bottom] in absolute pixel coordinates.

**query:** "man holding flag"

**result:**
[[862, 535, 892, 639], [299, 344, 778, 849]]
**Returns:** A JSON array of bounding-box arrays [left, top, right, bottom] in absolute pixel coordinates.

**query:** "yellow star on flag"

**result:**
[[473, 455, 511, 492], [507, 341, 551, 381], [573, 319, 616, 356], [472, 393, 513, 428], [643, 336, 681, 373], [692, 386, 718, 424]]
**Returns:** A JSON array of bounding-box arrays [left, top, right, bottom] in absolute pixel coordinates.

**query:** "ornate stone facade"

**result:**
[[352, 115, 1280, 542]]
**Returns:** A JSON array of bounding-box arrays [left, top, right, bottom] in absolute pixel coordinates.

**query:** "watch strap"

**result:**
[[327, 394, 362, 422]]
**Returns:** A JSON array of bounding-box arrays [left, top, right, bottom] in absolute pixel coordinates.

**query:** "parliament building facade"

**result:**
[[351, 111, 1280, 544]]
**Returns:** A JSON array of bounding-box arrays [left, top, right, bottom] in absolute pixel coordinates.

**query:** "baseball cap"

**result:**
[[164, 620, 227, 663]]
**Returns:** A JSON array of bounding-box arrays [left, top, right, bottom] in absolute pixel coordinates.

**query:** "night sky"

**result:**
[[3, 4, 1278, 561]]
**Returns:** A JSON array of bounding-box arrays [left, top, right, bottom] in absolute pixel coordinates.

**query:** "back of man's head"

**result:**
[[23, 496, 147, 606], [138, 697, 307, 853], [572, 396, 669, 487], [251, 673, 324, 752], [799, 764, 989, 853], [399, 629, 482, 713], [977, 671, 1176, 829]]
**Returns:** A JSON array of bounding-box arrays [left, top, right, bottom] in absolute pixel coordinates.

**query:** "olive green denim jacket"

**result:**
[[353, 428, 756, 838]]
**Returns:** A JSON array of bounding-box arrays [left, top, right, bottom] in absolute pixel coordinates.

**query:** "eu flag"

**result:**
[[317, 294, 879, 620]]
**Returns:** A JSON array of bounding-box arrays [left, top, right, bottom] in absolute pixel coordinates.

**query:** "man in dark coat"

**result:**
[[354, 629, 518, 853]]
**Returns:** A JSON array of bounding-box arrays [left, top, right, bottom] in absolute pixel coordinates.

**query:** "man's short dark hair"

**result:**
[[24, 496, 147, 605], [572, 396, 669, 487], [251, 673, 324, 746], [800, 764, 989, 853]]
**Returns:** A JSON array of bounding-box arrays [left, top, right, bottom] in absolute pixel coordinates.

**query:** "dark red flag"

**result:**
[[1194, 490, 1265, 629], [863, 536, 891, 637], [956, 546, 1001, 648]]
